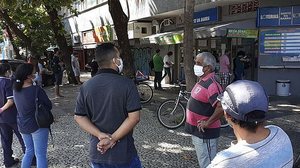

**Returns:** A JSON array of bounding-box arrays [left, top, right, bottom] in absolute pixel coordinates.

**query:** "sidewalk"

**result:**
[[1, 73, 300, 167]]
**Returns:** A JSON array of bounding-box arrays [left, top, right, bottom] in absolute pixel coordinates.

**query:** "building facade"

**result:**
[[62, 0, 300, 96]]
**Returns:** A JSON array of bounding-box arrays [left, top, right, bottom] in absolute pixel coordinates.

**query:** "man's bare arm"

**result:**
[[111, 111, 140, 142], [74, 115, 109, 140]]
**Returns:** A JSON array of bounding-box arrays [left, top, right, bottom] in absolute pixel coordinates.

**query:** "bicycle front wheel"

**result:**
[[137, 83, 153, 104], [157, 99, 186, 129]]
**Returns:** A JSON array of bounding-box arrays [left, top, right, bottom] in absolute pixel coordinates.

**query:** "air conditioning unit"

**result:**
[[73, 34, 80, 44]]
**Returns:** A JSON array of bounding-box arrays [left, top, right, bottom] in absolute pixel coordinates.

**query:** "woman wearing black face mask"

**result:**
[[13, 63, 52, 168], [0, 63, 26, 167]]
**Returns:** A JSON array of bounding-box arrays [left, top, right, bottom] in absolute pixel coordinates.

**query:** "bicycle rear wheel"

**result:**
[[137, 83, 153, 104], [220, 115, 229, 128], [157, 99, 186, 129]]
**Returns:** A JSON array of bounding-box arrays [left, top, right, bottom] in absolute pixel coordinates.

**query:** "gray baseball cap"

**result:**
[[217, 80, 268, 122]]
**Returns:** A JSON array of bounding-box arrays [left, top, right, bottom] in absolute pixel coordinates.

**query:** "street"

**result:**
[[1, 74, 300, 168]]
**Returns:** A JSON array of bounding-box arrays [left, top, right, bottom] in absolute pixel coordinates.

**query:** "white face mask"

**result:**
[[115, 58, 123, 73], [194, 65, 204, 77]]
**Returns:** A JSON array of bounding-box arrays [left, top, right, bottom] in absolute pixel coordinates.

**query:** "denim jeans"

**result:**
[[91, 155, 142, 168], [192, 135, 218, 168], [21, 128, 49, 168]]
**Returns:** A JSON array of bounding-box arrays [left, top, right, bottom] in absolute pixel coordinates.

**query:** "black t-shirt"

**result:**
[[75, 69, 142, 165]]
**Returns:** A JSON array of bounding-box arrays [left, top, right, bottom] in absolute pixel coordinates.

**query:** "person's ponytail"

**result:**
[[13, 63, 34, 92]]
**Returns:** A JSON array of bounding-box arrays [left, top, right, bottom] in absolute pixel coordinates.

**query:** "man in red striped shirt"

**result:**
[[185, 52, 224, 168]]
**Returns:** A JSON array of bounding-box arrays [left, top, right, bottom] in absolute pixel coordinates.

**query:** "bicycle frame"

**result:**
[[170, 90, 190, 115]]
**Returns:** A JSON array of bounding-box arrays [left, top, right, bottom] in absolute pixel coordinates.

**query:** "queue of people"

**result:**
[[0, 43, 294, 168]]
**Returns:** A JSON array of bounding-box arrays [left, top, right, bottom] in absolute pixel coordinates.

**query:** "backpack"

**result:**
[[149, 60, 154, 69]]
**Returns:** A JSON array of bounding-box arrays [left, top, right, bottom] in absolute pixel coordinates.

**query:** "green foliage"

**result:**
[[0, 0, 77, 56]]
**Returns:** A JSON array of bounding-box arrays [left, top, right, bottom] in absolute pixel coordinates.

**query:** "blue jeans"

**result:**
[[91, 155, 142, 168], [21, 128, 49, 168], [192, 135, 218, 168]]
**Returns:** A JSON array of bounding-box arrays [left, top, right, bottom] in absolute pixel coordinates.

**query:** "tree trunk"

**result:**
[[5, 25, 22, 59], [108, 0, 135, 78], [0, 9, 38, 57], [44, 5, 75, 84], [183, 0, 196, 91]]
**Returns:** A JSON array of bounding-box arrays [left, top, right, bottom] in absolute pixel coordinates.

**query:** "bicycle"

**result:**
[[135, 71, 153, 104], [157, 83, 229, 129]]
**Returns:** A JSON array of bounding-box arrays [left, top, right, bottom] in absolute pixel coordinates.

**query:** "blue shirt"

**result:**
[[13, 85, 52, 134], [0, 77, 18, 124]]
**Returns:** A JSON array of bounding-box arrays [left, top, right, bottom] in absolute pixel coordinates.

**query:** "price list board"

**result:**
[[260, 29, 300, 56]]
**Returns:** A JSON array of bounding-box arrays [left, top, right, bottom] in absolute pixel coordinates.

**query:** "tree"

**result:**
[[5, 24, 21, 59], [44, 4, 75, 83], [0, 9, 38, 57], [108, 0, 135, 77], [183, 0, 196, 91]]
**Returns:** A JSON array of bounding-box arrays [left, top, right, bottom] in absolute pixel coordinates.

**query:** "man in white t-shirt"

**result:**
[[208, 80, 293, 168], [162, 51, 173, 84]]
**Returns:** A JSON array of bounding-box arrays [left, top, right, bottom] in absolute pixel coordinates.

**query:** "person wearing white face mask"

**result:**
[[185, 52, 224, 168], [75, 43, 142, 167]]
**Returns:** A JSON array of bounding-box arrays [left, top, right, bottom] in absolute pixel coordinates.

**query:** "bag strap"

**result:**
[[35, 86, 39, 111], [35, 86, 54, 147]]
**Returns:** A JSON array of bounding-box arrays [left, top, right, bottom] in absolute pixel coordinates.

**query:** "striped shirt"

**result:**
[[185, 72, 223, 139]]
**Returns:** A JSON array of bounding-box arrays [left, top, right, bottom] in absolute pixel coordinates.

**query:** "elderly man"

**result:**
[[74, 43, 142, 167], [185, 52, 224, 168], [208, 80, 293, 167]]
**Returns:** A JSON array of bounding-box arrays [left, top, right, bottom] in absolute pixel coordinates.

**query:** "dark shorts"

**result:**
[[54, 71, 63, 85]]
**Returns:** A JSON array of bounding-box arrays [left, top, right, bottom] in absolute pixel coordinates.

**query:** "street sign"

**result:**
[[227, 29, 258, 38], [257, 6, 300, 27], [259, 28, 300, 56], [193, 7, 220, 25]]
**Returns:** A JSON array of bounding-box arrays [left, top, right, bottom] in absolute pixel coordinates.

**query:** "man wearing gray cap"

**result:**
[[208, 80, 293, 168]]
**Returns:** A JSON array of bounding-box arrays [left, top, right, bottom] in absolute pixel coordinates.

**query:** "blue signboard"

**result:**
[[193, 7, 219, 24], [257, 6, 300, 27], [259, 29, 300, 56]]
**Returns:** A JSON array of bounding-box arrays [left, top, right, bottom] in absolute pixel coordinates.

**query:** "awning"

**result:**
[[194, 19, 257, 38], [141, 31, 183, 45], [141, 19, 257, 44]]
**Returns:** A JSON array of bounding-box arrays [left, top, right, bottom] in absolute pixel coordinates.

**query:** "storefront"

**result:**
[[257, 6, 300, 96]]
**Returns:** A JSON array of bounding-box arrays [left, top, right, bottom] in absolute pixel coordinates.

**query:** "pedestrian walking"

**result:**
[[162, 51, 174, 84], [185, 52, 223, 168], [71, 52, 82, 84], [0, 63, 25, 168], [208, 80, 293, 167], [13, 63, 52, 168], [152, 49, 164, 90], [74, 43, 142, 168]]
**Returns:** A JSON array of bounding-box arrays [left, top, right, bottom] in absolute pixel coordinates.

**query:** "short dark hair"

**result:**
[[0, 63, 11, 76], [167, 51, 173, 55], [13, 63, 34, 92], [229, 110, 266, 133], [95, 43, 118, 67], [237, 51, 245, 56], [156, 49, 160, 53]]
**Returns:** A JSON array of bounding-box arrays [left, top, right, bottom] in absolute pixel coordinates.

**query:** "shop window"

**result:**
[[141, 27, 147, 34]]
